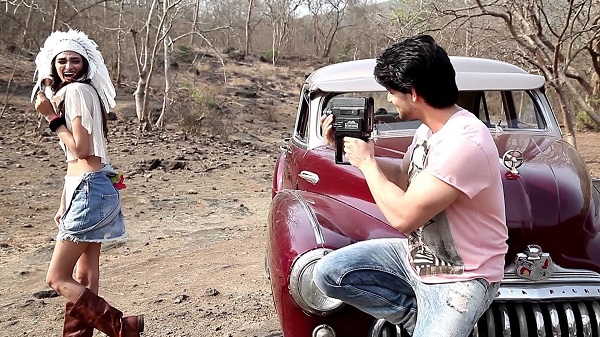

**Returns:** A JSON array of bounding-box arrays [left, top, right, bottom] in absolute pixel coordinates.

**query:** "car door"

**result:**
[[280, 86, 311, 191]]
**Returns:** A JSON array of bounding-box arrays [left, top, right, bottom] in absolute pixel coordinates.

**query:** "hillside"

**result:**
[[1, 49, 600, 337]]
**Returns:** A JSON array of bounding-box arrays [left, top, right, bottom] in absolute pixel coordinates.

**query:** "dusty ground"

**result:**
[[0, 52, 599, 337], [0, 53, 307, 337]]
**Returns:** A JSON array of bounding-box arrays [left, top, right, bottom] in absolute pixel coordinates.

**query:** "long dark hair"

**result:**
[[50, 53, 109, 140]]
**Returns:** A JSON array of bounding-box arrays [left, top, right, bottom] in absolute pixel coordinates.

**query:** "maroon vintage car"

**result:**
[[266, 57, 600, 337]]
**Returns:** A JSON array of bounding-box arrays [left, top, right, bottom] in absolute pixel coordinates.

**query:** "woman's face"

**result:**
[[54, 51, 85, 83]]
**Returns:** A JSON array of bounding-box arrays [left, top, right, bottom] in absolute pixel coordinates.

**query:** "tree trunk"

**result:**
[[116, 1, 124, 86], [244, 0, 254, 55], [21, 0, 33, 47], [51, 0, 60, 31], [156, 0, 172, 129], [190, 0, 199, 46], [133, 74, 147, 127], [553, 84, 577, 148], [272, 27, 276, 66], [130, 0, 159, 131]]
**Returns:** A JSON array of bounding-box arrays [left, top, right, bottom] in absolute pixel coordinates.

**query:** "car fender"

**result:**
[[267, 189, 403, 336], [272, 152, 286, 198]]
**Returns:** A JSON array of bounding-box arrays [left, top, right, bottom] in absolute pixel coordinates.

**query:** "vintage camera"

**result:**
[[327, 96, 374, 164]]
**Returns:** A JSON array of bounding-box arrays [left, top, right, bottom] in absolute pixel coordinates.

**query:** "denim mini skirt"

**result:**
[[57, 167, 126, 243]]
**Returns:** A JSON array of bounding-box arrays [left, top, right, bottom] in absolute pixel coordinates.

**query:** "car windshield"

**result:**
[[322, 90, 547, 134]]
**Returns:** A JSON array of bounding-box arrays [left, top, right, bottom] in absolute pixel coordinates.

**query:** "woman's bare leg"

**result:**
[[75, 243, 101, 294], [46, 240, 91, 302]]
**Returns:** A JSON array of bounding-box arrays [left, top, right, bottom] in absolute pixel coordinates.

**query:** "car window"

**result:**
[[513, 91, 546, 129], [319, 90, 546, 136], [482, 91, 506, 128], [321, 92, 422, 134], [295, 88, 310, 142], [470, 90, 546, 130]]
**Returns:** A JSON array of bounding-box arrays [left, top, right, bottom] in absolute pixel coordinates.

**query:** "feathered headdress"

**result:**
[[31, 29, 116, 112]]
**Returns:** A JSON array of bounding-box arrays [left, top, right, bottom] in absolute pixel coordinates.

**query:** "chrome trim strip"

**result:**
[[498, 303, 511, 336], [563, 302, 577, 336], [497, 283, 600, 300], [288, 190, 325, 245], [591, 302, 600, 334], [299, 170, 319, 185], [471, 322, 479, 337], [515, 304, 528, 336], [547, 303, 561, 336], [499, 266, 600, 300], [531, 303, 546, 337], [502, 267, 600, 283], [577, 302, 592, 337], [370, 319, 387, 337]]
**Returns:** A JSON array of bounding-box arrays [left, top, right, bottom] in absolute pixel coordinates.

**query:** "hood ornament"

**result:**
[[501, 150, 524, 175], [515, 245, 554, 281]]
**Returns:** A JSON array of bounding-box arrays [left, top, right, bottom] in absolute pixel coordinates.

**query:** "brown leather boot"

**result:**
[[68, 288, 144, 337], [63, 301, 94, 337]]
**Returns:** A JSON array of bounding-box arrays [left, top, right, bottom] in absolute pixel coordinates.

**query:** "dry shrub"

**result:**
[[170, 82, 231, 139], [263, 100, 278, 123], [264, 107, 278, 123]]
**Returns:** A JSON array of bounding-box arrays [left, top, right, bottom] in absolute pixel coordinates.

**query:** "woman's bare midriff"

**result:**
[[66, 156, 104, 176]]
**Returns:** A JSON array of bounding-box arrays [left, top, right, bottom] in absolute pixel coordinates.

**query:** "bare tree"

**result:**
[[264, 0, 301, 65], [115, 0, 125, 86], [156, 0, 177, 129], [189, 0, 200, 46], [306, 0, 352, 58], [244, 0, 263, 55], [51, 0, 60, 30], [439, 0, 600, 147], [131, 0, 184, 131]]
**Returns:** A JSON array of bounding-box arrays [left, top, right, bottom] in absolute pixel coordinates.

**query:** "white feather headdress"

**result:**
[[31, 29, 116, 112]]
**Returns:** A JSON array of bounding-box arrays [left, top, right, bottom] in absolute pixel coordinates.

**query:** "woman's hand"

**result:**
[[54, 205, 65, 226], [34, 92, 56, 119]]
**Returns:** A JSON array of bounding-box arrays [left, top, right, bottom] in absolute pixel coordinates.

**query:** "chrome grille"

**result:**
[[470, 301, 600, 336]]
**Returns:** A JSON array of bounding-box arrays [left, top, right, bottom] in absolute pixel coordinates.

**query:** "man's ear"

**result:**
[[410, 87, 418, 102]]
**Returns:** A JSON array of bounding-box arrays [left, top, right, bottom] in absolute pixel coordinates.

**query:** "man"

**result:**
[[313, 35, 508, 337]]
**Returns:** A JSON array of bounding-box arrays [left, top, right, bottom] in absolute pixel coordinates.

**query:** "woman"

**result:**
[[32, 30, 144, 337]]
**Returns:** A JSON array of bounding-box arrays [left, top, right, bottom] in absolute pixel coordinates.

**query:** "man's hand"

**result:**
[[343, 136, 375, 171], [319, 113, 335, 146]]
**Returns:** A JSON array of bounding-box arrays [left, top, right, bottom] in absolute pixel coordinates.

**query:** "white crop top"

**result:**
[[51, 82, 109, 164]]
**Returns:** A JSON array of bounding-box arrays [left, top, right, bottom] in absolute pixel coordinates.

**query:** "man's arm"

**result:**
[[376, 156, 409, 190], [343, 136, 460, 234], [361, 159, 460, 233]]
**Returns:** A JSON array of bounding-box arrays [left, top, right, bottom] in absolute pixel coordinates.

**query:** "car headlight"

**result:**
[[289, 248, 344, 315]]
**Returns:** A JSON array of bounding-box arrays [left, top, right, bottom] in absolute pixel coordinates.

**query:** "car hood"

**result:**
[[304, 133, 600, 269]]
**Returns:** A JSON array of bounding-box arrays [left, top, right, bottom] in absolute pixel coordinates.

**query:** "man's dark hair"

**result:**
[[373, 35, 458, 109]]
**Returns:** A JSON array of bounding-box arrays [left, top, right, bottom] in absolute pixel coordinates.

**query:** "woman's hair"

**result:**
[[50, 53, 109, 140], [373, 35, 458, 109]]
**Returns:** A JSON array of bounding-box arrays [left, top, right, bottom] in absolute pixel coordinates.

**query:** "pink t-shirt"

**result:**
[[405, 109, 508, 283]]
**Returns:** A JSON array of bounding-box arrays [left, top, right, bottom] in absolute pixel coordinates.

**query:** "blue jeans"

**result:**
[[313, 238, 499, 337]]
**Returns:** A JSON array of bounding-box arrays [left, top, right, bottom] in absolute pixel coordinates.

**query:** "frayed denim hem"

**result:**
[[56, 231, 127, 243]]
